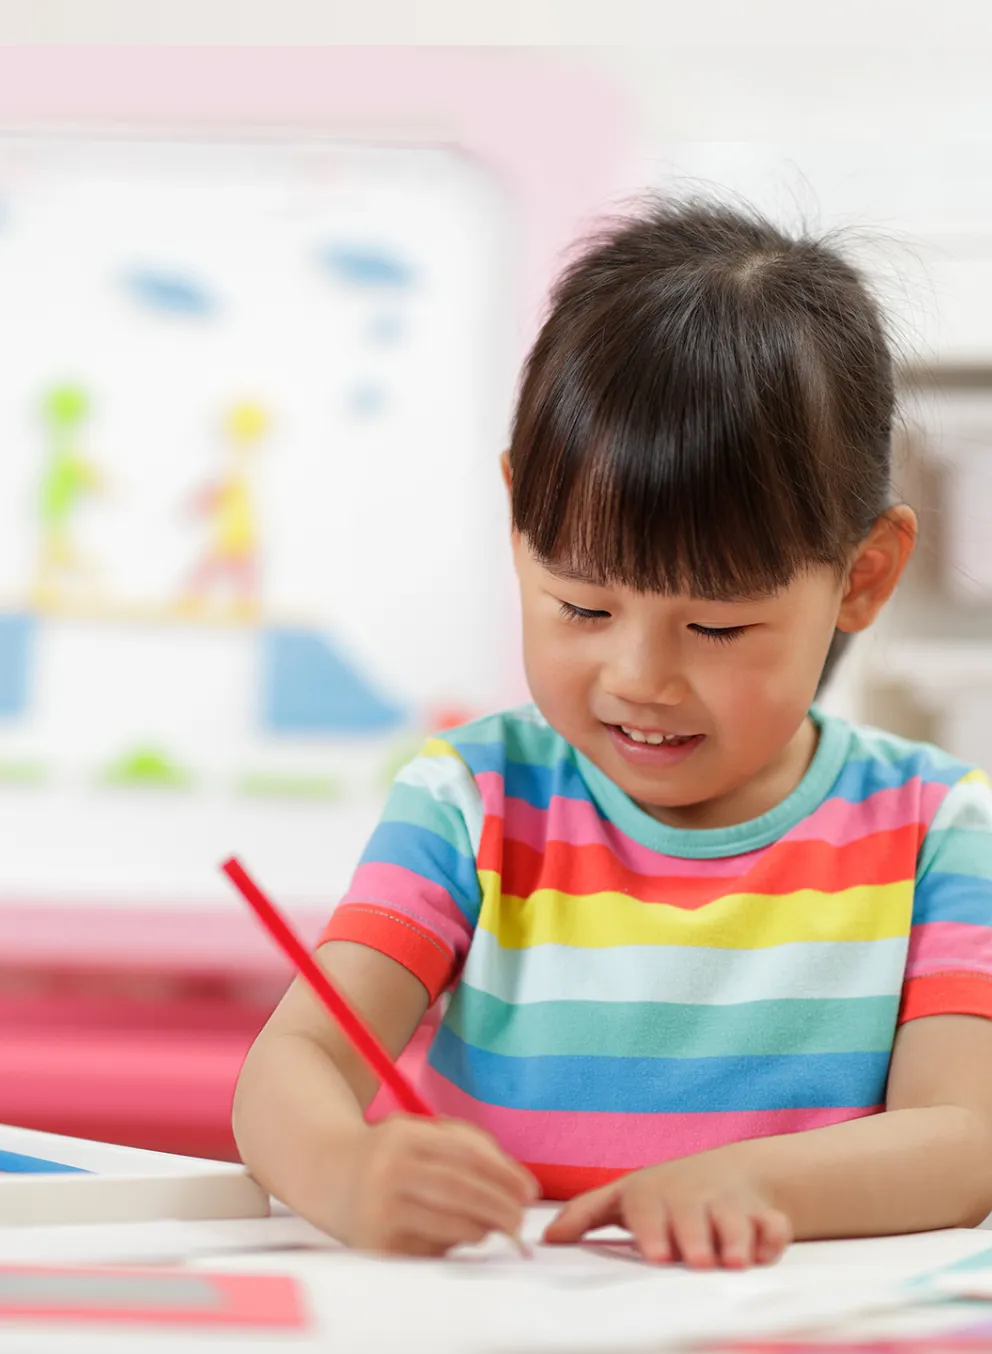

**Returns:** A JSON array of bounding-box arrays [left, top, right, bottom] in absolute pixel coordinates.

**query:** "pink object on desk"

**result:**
[[0, 1263, 307, 1330]]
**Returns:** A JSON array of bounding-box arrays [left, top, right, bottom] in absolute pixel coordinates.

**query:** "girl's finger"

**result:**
[[543, 1182, 623, 1244], [755, 1208, 793, 1265], [435, 1125, 539, 1203], [670, 1203, 718, 1269], [623, 1194, 673, 1264], [392, 1232, 448, 1259], [387, 1201, 491, 1253], [710, 1206, 756, 1269], [402, 1163, 526, 1239]]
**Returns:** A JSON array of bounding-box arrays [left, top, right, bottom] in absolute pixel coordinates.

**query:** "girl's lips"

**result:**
[[605, 723, 705, 768]]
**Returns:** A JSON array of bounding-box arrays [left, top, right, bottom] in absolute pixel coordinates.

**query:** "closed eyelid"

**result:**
[[690, 622, 750, 631], [558, 600, 611, 622], [690, 623, 749, 644]]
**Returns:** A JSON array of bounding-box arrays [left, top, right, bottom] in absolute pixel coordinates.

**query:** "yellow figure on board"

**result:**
[[181, 401, 268, 621]]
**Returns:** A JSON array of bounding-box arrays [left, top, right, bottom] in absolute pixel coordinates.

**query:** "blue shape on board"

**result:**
[[320, 246, 414, 290], [124, 269, 215, 316], [0, 614, 35, 718], [0, 1150, 87, 1174], [260, 627, 404, 736], [348, 384, 386, 418]]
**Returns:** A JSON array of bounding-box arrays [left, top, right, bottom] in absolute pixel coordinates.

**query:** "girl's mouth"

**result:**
[[606, 724, 705, 767]]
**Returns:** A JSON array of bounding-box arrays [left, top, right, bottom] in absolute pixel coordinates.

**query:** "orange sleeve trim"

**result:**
[[899, 971, 992, 1025], [319, 903, 455, 1004]]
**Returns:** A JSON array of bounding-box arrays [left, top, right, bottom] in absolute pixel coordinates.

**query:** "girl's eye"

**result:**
[[559, 601, 610, 623], [690, 624, 748, 644]]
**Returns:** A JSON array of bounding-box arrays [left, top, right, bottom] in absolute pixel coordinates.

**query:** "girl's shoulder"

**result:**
[[430, 704, 569, 770], [821, 711, 991, 845], [830, 711, 982, 791]]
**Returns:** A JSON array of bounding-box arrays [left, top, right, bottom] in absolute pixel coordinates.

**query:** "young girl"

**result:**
[[233, 199, 992, 1269]]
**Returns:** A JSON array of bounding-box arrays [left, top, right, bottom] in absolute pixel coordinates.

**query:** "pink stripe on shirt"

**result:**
[[905, 920, 992, 979], [419, 1064, 878, 1168], [342, 862, 470, 955], [788, 779, 948, 846], [495, 791, 766, 876]]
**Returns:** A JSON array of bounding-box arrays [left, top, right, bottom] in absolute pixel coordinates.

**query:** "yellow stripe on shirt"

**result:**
[[477, 874, 914, 950]]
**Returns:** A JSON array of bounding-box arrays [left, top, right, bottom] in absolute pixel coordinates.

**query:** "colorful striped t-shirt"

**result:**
[[323, 705, 992, 1200]]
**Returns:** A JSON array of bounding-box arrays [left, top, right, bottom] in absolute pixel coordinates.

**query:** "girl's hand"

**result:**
[[543, 1152, 792, 1269], [336, 1115, 538, 1256]]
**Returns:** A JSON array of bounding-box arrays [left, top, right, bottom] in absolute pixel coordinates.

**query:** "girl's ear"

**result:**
[[500, 450, 520, 550], [836, 505, 918, 635], [500, 449, 512, 492]]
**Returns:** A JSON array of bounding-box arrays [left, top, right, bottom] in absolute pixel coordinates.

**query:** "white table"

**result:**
[[0, 1123, 267, 1226], [2, 1125, 992, 1352]]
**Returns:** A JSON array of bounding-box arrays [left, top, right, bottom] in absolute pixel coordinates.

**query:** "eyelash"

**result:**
[[690, 625, 747, 644], [558, 605, 747, 644], [559, 602, 610, 623]]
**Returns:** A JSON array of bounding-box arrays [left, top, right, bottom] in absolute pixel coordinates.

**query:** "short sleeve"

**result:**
[[319, 739, 483, 1003], [900, 770, 992, 1024]]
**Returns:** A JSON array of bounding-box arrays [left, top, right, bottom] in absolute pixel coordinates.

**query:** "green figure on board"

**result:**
[[34, 385, 102, 607]]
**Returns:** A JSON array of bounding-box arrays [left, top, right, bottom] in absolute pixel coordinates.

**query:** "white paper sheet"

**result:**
[[2, 1205, 990, 1354]]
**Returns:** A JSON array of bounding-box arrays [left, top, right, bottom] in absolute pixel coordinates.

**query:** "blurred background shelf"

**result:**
[[823, 373, 992, 775]]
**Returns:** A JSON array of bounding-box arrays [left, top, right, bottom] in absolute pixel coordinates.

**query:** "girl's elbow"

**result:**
[[959, 1179, 992, 1230], [230, 1033, 270, 1160], [954, 1128, 992, 1228]]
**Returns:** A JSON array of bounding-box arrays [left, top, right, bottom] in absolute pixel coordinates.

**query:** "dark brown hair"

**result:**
[[509, 199, 895, 626]]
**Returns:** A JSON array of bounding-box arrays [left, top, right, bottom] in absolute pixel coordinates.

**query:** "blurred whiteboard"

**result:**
[[0, 135, 515, 907]]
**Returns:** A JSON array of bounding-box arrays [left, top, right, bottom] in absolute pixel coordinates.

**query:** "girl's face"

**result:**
[[512, 516, 912, 830]]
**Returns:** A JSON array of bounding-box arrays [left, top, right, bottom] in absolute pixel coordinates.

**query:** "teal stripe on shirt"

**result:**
[[381, 781, 471, 855], [444, 986, 900, 1059]]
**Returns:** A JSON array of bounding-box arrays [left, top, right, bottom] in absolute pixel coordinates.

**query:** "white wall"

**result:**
[[635, 141, 992, 364], [1, 0, 990, 50], [549, 50, 992, 363]]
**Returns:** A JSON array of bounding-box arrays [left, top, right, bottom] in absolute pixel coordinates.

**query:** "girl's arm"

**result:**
[[234, 940, 535, 1250], [737, 1012, 992, 1235], [233, 939, 431, 1212], [546, 1013, 992, 1264]]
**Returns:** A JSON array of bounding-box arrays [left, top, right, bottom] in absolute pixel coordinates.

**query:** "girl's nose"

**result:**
[[599, 645, 689, 708]]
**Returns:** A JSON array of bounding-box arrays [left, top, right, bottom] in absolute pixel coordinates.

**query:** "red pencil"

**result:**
[[222, 855, 532, 1256], [221, 856, 433, 1117]]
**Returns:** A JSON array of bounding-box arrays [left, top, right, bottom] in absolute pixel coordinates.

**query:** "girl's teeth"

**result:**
[[620, 726, 691, 746]]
